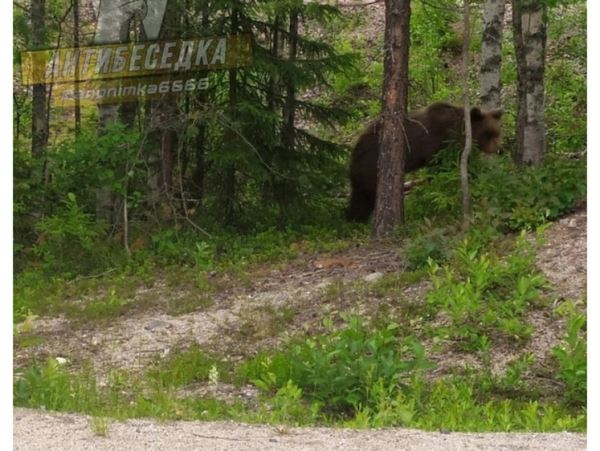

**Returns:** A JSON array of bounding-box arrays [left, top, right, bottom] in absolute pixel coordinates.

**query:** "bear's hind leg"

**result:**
[[346, 189, 375, 222]]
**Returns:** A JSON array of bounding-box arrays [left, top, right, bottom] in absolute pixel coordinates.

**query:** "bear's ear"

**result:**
[[490, 108, 503, 119], [470, 107, 483, 120]]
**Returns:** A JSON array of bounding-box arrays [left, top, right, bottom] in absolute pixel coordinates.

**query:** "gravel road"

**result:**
[[14, 408, 586, 451]]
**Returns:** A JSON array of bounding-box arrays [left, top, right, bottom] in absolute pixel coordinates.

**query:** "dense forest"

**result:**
[[14, 0, 587, 436]]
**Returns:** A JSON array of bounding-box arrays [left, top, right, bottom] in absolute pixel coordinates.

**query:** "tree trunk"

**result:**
[[161, 126, 176, 197], [96, 104, 119, 224], [31, 0, 48, 158], [373, 0, 411, 238], [224, 5, 239, 224], [480, 0, 505, 109], [282, 11, 298, 151], [460, 0, 473, 230], [275, 10, 299, 216], [73, 0, 81, 134], [512, 0, 547, 166], [191, 0, 211, 205]]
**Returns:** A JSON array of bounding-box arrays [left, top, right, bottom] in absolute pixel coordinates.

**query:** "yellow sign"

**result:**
[[21, 34, 253, 86]]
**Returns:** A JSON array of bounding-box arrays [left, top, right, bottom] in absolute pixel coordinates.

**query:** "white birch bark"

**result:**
[[480, 0, 505, 110], [513, 1, 547, 166]]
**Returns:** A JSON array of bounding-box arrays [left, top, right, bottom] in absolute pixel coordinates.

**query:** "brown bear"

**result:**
[[346, 102, 503, 221]]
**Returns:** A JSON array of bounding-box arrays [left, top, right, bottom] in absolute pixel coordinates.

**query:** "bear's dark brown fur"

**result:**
[[347, 102, 503, 221]]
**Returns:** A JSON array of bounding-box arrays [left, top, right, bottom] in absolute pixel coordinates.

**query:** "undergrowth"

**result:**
[[14, 314, 586, 431]]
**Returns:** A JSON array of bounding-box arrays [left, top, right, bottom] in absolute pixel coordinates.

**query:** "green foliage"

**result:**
[[141, 219, 364, 270], [345, 379, 415, 428], [257, 381, 321, 425], [409, 1, 462, 105], [545, 4, 586, 155], [33, 193, 107, 276], [48, 122, 142, 212], [14, 358, 96, 411], [76, 289, 128, 321], [147, 347, 232, 388], [14, 323, 586, 432], [552, 302, 587, 405], [471, 155, 586, 231], [405, 377, 585, 432], [89, 417, 110, 437], [404, 152, 585, 235], [13, 357, 236, 421], [404, 226, 451, 269], [238, 316, 432, 415], [426, 234, 545, 350]]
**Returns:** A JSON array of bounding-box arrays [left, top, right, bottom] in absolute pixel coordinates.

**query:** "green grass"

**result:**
[[368, 269, 429, 298], [90, 417, 110, 437], [146, 346, 235, 388]]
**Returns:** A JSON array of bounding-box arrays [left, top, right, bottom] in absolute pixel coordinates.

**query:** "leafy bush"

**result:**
[[33, 193, 108, 276], [404, 151, 585, 236], [14, 358, 97, 411], [426, 234, 546, 350], [260, 381, 321, 425], [238, 316, 432, 414], [552, 303, 587, 405], [404, 226, 451, 269], [471, 154, 586, 231]]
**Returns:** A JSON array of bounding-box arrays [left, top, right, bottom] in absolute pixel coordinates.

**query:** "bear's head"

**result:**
[[470, 107, 503, 155]]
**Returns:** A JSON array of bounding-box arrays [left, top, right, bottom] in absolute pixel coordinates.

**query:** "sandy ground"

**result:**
[[13, 408, 586, 451]]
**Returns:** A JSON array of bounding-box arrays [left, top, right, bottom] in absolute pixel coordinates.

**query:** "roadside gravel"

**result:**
[[14, 408, 586, 451]]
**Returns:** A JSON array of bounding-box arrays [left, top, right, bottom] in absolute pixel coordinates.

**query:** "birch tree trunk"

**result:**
[[31, 0, 48, 158], [512, 0, 547, 166], [480, 0, 505, 109], [373, 0, 411, 238]]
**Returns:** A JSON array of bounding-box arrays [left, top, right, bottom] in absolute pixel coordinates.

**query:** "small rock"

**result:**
[[364, 272, 384, 283], [55, 357, 68, 365], [568, 218, 577, 228], [315, 280, 331, 290], [144, 320, 172, 331]]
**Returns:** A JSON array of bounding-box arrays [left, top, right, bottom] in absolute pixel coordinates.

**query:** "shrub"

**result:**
[[238, 316, 432, 415], [33, 193, 108, 276], [405, 226, 451, 269], [426, 233, 545, 350], [552, 303, 587, 406]]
